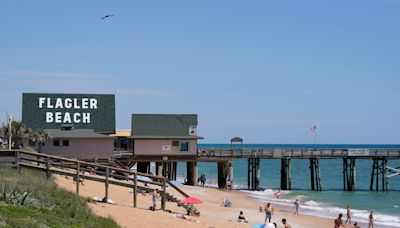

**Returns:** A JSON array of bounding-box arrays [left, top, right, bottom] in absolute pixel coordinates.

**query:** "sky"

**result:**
[[1, 0, 400, 144]]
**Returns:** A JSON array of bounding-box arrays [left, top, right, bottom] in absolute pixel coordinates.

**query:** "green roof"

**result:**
[[44, 129, 113, 139], [131, 114, 200, 137]]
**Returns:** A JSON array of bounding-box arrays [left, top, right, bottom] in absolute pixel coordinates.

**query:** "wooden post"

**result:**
[[385, 159, 389, 192], [104, 167, 109, 202], [46, 158, 51, 179], [351, 159, 356, 191], [133, 172, 137, 207], [316, 159, 322, 191], [15, 150, 20, 172], [376, 160, 379, 191], [370, 159, 375, 191], [255, 159, 260, 191], [281, 158, 288, 190], [310, 158, 315, 191], [162, 178, 166, 211], [76, 162, 80, 194], [288, 158, 292, 190], [343, 158, 347, 190], [247, 158, 250, 190]]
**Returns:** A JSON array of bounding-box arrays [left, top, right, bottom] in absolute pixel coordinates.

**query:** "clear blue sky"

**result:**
[[1, 1, 400, 144]]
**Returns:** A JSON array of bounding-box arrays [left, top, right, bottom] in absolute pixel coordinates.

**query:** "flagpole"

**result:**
[[314, 130, 316, 149]]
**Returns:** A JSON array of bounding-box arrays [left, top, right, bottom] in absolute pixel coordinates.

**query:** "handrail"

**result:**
[[166, 180, 189, 198]]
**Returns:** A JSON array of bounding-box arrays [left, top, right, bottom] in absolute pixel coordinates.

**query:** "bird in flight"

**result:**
[[101, 15, 114, 19]]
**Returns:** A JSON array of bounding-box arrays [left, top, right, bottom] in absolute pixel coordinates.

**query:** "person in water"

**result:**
[[293, 199, 300, 215], [368, 211, 374, 228], [345, 205, 352, 224]]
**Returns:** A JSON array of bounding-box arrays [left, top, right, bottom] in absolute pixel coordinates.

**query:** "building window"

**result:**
[[172, 141, 179, 147], [189, 125, 197, 135], [53, 140, 60, 147], [180, 141, 189, 152], [62, 140, 69, 146]]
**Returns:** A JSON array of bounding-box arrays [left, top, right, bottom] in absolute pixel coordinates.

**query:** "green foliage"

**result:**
[[0, 169, 119, 228]]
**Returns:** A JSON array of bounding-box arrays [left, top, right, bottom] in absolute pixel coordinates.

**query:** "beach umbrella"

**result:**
[[179, 197, 202, 204], [252, 224, 266, 228]]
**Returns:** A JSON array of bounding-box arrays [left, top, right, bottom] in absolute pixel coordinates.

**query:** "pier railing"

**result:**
[[198, 148, 400, 159]]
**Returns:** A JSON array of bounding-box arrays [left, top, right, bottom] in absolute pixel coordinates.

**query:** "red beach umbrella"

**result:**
[[179, 197, 203, 204]]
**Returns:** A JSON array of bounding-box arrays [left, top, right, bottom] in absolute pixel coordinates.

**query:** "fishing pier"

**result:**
[[197, 147, 400, 192]]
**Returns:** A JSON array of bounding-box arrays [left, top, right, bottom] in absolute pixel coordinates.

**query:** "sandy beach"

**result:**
[[54, 174, 354, 228]]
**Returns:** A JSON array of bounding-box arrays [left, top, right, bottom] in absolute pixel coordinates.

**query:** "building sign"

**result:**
[[162, 145, 171, 153], [348, 149, 370, 156], [22, 93, 115, 133]]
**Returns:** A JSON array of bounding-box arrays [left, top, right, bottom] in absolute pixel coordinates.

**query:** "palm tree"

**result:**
[[30, 130, 49, 153], [0, 121, 32, 149]]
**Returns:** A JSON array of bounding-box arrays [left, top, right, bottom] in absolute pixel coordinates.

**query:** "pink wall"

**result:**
[[134, 139, 197, 156], [41, 138, 114, 158]]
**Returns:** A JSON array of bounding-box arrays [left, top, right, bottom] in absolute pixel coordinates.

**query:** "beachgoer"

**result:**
[[353, 222, 360, 228], [259, 205, 263, 212], [293, 199, 300, 215], [274, 189, 281, 199], [273, 222, 277, 228], [368, 211, 374, 228], [282, 218, 292, 228], [346, 205, 351, 224], [151, 189, 158, 210], [201, 174, 206, 187], [237, 211, 248, 223], [334, 213, 345, 228], [264, 203, 273, 223]]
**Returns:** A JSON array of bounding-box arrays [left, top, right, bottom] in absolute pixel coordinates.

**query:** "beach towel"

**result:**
[[251, 224, 266, 228]]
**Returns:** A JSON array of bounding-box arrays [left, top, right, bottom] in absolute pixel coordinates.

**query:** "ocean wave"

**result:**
[[242, 189, 400, 228]]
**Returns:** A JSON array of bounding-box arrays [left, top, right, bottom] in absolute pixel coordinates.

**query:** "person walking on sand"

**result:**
[[345, 205, 352, 224], [334, 213, 345, 228], [368, 211, 374, 228], [282, 218, 292, 228], [293, 199, 300, 215], [264, 202, 274, 223], [151, 189, 158, 210]]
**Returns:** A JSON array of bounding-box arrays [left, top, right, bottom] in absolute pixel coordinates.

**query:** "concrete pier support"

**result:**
[[280, 158, 291, 190], [247, 158, 260, 191], [343, 158, 356, 191], [186, 162, 198, 186], [137, 162, 150, 174], [370, 158, 389, 191], [155, 162, 163, 177], [162, 162, 177, 180], [309, 158, 322, 191], [218, 161, 233, 189]]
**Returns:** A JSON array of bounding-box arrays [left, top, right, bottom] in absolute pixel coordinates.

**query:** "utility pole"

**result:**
[[7, 112, 12, 150]]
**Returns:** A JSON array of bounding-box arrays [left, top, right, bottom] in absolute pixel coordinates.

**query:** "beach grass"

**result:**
[[0, 168, 119, 228]]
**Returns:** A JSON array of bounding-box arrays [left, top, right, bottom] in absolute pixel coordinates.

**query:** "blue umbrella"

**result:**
[[137, 175, 152, 182], [252, 224, 266, 228], [169, 180, 183, 187]]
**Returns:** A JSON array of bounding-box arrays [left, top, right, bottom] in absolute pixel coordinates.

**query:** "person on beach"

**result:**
[[353, 222, 361, 228], [282, 218, 292, 228], [293, 199, 300, 215], [334, 213, 345, 228], [151, 189, 158, 210], [345, 205, 351, 224], [368, 211, 374, 228], [264, 202, 274, 223], [237, 211, 248, 223]]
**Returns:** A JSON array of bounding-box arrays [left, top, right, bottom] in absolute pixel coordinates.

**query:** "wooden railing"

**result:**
[[0, 150, 192, 212]]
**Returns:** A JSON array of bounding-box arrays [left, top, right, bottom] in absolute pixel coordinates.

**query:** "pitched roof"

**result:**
[[44, 129, 113, 139], [131, 114, 201, 137]]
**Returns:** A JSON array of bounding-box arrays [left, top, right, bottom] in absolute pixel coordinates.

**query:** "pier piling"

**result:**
[[247, 158, 260, 190], [280, 158, 291, 190], [309, 158, 322, 191], [343, 158, 356, 191], [370, 158, 389, 191], [186, 162, 198, 186]]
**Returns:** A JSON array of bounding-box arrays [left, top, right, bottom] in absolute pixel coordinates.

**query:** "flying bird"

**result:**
[[101, 15, 114, 19]]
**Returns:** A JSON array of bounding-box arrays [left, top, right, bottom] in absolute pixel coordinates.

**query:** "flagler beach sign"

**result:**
[[22, 93, 115, 133]]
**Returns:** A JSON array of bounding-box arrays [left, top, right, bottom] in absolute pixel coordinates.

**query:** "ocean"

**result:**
[[173, 144, 400, 227]]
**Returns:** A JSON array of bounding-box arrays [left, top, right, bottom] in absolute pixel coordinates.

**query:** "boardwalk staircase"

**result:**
[[0, 150, 200, 216]]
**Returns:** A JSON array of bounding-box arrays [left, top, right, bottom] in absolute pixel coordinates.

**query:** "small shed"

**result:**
[[230, 137, 243, 149]]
